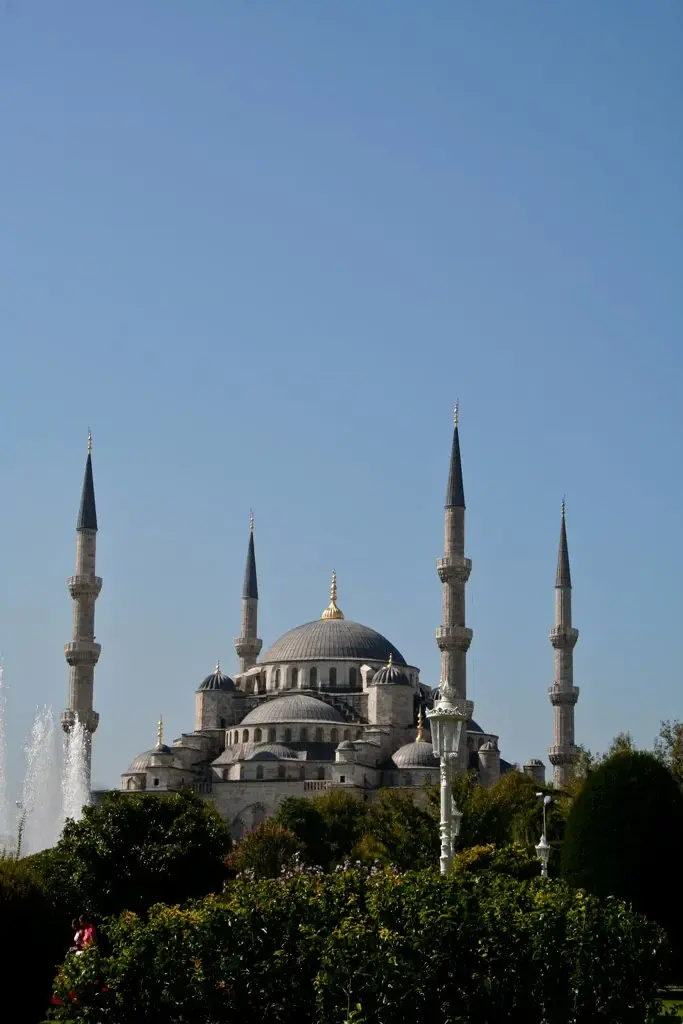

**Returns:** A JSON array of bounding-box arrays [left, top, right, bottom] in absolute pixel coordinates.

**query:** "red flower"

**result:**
[[101, 985, 111, 993], [50, 996, 63, 1006]]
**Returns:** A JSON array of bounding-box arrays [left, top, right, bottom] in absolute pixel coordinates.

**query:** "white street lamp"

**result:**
[[427, 682, 473, 875], [535, 793, 552, 878]]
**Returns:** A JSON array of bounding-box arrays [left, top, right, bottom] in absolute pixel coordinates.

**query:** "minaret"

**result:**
[[548, 500, 580, 789], [436, 405, 473, 772], [234, 512, 262, 672], [62, 432, 102, 785]]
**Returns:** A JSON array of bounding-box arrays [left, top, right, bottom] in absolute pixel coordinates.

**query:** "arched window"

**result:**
[[220, 718, 226, 729], [299, 766, 306, 780], [258, 678, 266, 695], [329, 667, 337, 686], [234, 731, 239, 744], [275, 668, 281, 688], [254, 728, 262, 742], [277, 765, 285, 779], [268, 728, 276, 742], [285, 728, 292, 743], [256, 765, 264, 780], [330, 729, 339, 744], [310, 667, 317, 687], [315, 727, 324, 742], [291, 667, 298, 687], [343, 729, 351, 741], [242, 729, 249, 743], [300, 727, 308, 742], [349, 667, 357, 687], [317, 767, 325, 781]]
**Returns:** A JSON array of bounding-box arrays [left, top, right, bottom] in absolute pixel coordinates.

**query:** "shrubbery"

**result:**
[[49, 868, 670, 1024]]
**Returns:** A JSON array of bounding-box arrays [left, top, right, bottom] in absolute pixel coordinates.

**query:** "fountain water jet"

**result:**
[[0, 668, 11, 850], [62, 719, 90, 825], [20, 707, 63, 856]]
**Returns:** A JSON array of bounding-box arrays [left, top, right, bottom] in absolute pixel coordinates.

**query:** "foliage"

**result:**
[[48, 869, 671, 1024], [227, 820, 301, 878], [42, 789, 232, 919], [275, 789, 367, 869], [359, 789, 438, 870], [562, 749, 683, 969], [654, 720, 683, 789], [0, 856, 66, 1024], [452, 842, 540, 880]]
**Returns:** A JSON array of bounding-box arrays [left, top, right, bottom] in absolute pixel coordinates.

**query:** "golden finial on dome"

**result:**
[[321, 570, 344, 620], [156, 715, 164, 747], [416, 706, 425, 742], [215, 660, 221, 675]]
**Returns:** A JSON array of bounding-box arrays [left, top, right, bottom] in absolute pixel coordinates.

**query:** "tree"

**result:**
[[360, 789, 438, 870], [654, 720, 683, 789], [275, 790, 367, 869], [45, 789, 232, 918], [227, 821, 301, 878], [561, 750, 683, 963]]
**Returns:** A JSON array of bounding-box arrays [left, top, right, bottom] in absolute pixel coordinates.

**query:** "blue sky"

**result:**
[[1, 1, 681, 791]]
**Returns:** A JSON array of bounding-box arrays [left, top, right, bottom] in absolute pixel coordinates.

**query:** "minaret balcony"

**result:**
[[234, 637, 263, 657], [549, 626, 579, 650], [436, 557, 472, 584], [436, 625, 473, 652], [548, 685, 579, 707], [64, 641, 101, 666], [547, 745, 579, 766], [68, 575, 103, 599], [61, 709, 99, 734]]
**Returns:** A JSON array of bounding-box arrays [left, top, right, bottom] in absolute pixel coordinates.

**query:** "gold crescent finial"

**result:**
[[321, 570, 344, 620], [453, 401, 459, 427], [87, 429, 93, 454], [416, 706, 425, 742], [215, 660, 221, 675], [249, 509, 254, 533], [157, 715, 163, 747]]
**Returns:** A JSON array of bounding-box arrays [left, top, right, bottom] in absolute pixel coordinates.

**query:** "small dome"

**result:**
[[479, 741, 498, 753], [371, 654, 411, 687], [197, 663, 235, 692], [246, 744, 299, 761], [524, 758, 545, 767], [128, 743, 179, 772], [337, 740, 354, 750], [239, 693, 345, 726], [391, 741, 438, 769]]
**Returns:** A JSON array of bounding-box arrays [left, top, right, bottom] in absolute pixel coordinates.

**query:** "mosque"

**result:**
[[63, 414, 580, 837]]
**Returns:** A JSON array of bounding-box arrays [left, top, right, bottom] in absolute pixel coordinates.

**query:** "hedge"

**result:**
[[48, 868, 670, 1023]]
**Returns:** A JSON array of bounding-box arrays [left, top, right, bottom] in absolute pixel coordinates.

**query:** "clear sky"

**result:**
[[1, 1, 681, 792]]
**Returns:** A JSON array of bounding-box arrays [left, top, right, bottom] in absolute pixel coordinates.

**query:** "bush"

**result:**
[[562, 750, 683, 965], [227, 821, 301, 878], [275, 789, 367, 869], [49, 869, 670, 1023], [452, 842, 540, 880]]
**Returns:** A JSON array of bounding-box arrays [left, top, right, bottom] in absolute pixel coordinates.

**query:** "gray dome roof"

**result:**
[[524, 758, 545, 766], [247, 744, 299, 761], [391, 741, 438, 769], [337, 740, 354, 750], [479, 741, 498, 752], [128, 744, 180, 772], [240, 693, 345, 726], [197, 665, 235, 692], [371, 657, 411, 687], [260, 618, 406, 665]]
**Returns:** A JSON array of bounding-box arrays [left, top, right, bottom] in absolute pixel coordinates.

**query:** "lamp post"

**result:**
[[428, 683, 473, 875], [535, 793, 552, 878]]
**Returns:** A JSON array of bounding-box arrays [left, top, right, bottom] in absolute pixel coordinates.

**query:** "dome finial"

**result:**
[[453, 400, 459, 427], [215, 660, 221, 675], [416, 706, 425, 742], [87, 429, 93, 454], [321, 570, 344, 620], [156, 715, 163, 747], [561, 494, 566, 518], [388, 653, 393, 667], [249, 509, 255, 533]]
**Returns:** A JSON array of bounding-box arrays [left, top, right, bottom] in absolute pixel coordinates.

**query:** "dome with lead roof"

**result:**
[[391, 741, 438, 769], [239, 693, 345, 726]]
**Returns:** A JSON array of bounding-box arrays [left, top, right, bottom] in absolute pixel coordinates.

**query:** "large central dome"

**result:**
[[260, 618, 407, 666]]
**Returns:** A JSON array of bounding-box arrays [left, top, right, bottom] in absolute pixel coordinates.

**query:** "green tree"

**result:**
[[45, 789, 232, 918], [446, 771, 565, 851], [360, 789, 438, 870], [561, 749, 683, 967], [275, 790, 367, 868], [227, 821, 301, 878], [654, 720, 683, 789]]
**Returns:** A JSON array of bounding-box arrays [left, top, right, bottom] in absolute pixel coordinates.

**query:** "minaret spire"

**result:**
[[62, 432, 102, 790], [436, 406, 473, 772], [235, 512, 262, 672], [548, 499, 580, 789]]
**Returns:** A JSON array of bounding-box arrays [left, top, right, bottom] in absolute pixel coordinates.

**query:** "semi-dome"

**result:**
[[128, 743, 179, 772], [261, 619, 406, 666], [391, 741, 438, 769], [246, 744, 300, 761], [240, 693, 345, 726], [371, 654, 411, 686], [197, 663, 235, 692]]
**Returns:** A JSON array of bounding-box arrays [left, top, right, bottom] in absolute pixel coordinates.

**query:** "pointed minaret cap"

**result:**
[[322, 571, 344, 620], [445, 403, 465, 509], [242, 511, 258, 599], [77, 431, 98, 532], [555, 498, 572, 588]]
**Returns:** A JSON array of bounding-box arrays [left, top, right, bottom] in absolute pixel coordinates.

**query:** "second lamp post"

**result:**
[[428, 684, 473, 875]]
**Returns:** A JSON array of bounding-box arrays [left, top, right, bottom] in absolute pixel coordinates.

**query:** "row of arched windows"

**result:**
[[269, 666, 358, 689], [231, 726, 360, 745]]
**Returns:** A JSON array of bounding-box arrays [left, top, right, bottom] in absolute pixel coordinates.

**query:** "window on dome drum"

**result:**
[[268, 728, 276, 742], [291, 667, 298, 687], [153, 778, 159, 787], [349, 667, 357, 687], [315, 727, 324, 742], [330, 729, 339, 744], [223, 770, 229, 781], [299, 766, 305, 780], [258, 679, 266, 695], [278, 765, 285, 779], [317, 767, 325, 781], [242, 729, 249, 742], [404, 773, 413, 787], [339, 775, 346, 783], [275, 668, 281, 688], [256, 765, 264, 780], [285, 728, 292, 742], [309, 667, 317, 687], [329, 667, 337, 686], [343, 729, 351, 741], [300, 727, 308, 742], [254, 728, 262, 742], [234, 731, 239, 744], [220, 718, 226, 729]]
